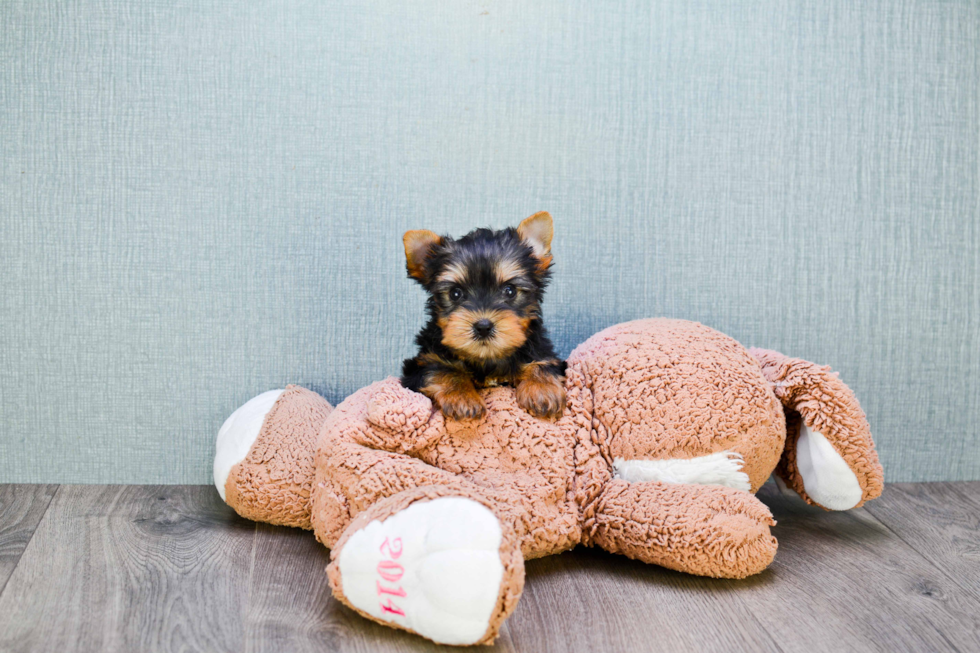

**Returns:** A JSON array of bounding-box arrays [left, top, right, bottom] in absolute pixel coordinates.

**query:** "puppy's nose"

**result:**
[[472, 319, 495, 339]]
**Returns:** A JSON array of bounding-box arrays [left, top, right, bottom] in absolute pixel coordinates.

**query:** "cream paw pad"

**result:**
[[213, 389, 284, 501], [333, 498, 506, 646]]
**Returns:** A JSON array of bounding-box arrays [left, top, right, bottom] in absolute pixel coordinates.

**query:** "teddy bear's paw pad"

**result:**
[[337, 497, 504, 645], [796, 422, 862, 510], [213, 389, 284, 501]]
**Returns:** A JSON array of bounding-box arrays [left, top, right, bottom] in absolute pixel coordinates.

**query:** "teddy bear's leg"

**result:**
[[750, 349, 884, 510], [214, 384, 332, 528], [325, 485, 525, 646], [311, 437, 495, 547], [588, 478, 778, 579]]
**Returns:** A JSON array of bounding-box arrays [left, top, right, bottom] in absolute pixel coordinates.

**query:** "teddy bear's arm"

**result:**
[[750, 349, 884, 510], [356, 378, 445, 454], [311, 434, 500, 548], [588, 478, 777, 579]]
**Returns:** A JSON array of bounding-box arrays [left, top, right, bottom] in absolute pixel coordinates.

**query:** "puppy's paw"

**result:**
[[516, 377, 566, 420], [440, 390, 486, 422], [421, 369, 486, 422]]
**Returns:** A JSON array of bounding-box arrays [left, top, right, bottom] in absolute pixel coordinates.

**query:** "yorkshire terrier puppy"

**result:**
[[400, 212, 567, 421]]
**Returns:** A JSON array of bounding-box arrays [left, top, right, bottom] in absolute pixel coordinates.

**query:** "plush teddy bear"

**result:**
[[213, 318, 883, 646]]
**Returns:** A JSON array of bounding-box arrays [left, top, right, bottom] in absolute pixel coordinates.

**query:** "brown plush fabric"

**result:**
[[225, 385, 332, 528], [326, 486, 525, 646], [568, 319, 786, 492], [220, 318, 885, 645], [591, 479, 777, 578], [750, 348, 885, 508], [309, 377, 597, 559]]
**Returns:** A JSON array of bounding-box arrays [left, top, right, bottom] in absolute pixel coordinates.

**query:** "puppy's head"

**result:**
[[403, 212, 555, 361]]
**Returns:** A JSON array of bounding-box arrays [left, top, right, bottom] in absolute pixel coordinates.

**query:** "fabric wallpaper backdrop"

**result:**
[[1, 0, 978, 484]]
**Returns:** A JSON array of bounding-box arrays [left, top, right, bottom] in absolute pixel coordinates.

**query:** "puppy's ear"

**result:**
[[403, 230, 443, 282], [517, 211, 553, 268]]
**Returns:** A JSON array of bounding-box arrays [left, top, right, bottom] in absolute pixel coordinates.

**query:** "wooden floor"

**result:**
[[0, 483, 978, 653]]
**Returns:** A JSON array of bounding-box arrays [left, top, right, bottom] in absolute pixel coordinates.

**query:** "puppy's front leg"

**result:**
[[420, 364, 485, 422], [515, 360, 566, 420]]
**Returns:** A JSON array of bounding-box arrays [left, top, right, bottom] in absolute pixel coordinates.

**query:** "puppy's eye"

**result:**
[[502, 284, 517, 299], [449, 287, 464, 302]]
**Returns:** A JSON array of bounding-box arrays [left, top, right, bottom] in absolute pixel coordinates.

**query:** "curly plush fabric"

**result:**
[[591, 479, 777, 578], [569, 319, 786, 492], [225, 385, 332, 528], [310, 379, 594, 560], [218, 318, 884, 646], [750, 348, 884, 508]]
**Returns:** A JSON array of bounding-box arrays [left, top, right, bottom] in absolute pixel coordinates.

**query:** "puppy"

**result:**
[[400, 212, 566, 421]]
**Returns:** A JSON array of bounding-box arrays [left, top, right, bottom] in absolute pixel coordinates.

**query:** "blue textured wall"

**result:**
[[2, 0, 978, 483]]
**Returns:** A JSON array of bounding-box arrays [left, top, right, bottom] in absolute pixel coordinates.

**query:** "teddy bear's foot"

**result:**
[[591, 479, 778, 579], [788, 420, 863, 509], [213, 385, 332, 528], [214, 388, 285, 500], [750, 348, 884, 510], [328, 495, 523, 646]]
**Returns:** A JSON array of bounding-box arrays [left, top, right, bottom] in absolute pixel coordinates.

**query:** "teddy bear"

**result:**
[[213, 318, 883, 646]]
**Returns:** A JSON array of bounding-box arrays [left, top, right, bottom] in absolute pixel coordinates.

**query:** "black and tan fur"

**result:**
[[400, 212, 567, 421]]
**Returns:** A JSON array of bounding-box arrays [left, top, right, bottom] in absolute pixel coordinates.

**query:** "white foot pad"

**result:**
[[337, 497, 504, 645], [796, 422, 863, 510], [213, 389, 284, 501]]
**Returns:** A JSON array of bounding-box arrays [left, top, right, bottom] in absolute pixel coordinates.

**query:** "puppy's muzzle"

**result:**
[[472, 319, 495, 340]]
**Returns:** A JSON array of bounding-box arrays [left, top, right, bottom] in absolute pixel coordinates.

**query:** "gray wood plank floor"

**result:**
[[0, 485, 57, 593], [0, 482, 977, 653]]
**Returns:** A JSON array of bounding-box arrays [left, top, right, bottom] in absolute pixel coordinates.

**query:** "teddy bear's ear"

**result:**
[[517, 212, 554, 270], [403, 230, 443, 282]]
